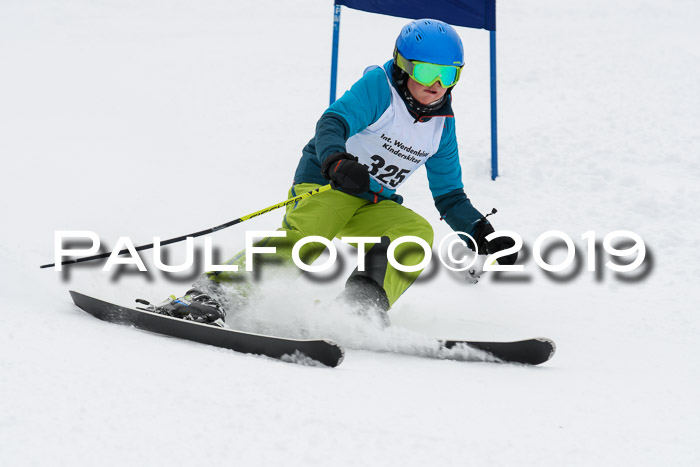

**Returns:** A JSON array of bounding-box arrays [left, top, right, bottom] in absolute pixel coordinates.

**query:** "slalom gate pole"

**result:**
[[329, 2, 341, 105], [40, 184, 333, 269]]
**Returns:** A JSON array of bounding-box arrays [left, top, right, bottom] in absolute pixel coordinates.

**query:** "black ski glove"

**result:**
[[321, 152, 370, 195], [472, 220, 518, 265]]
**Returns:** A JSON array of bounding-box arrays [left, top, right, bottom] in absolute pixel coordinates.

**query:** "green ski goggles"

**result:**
[[394, 50, 463, 88]]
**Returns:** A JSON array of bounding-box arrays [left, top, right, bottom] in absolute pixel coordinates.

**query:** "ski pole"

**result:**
[[40, 184, 333, 269]]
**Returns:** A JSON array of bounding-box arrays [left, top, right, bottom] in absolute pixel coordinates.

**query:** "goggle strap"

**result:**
[[394, 49, 415, 77]]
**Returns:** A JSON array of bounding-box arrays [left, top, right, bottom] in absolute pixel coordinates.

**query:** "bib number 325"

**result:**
[[364, 155, 411, 188]]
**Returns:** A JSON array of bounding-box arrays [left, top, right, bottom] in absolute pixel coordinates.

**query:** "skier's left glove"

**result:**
[[321, 152, 370, 195], [473, 220, 518, 265]]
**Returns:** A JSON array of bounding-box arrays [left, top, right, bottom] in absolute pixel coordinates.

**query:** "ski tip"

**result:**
[[535, 337, 557, 362], [325, 339, 345, 367], [524, 337, 556, 365]]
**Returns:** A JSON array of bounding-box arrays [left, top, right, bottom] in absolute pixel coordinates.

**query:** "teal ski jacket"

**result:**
[[293, 60, 487, 238]]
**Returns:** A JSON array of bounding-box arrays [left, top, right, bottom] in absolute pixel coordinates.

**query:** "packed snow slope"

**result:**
[[1, 1, 699, 466]]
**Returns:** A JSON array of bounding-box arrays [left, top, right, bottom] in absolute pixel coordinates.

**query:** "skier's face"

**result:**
[[407, 77, 448, 106]]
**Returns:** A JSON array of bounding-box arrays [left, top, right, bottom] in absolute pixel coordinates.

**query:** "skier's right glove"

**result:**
[[472, 220, 518, 265], [321, 152, 370, 195]]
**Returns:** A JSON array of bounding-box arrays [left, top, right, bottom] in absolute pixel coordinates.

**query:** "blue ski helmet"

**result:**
[[395, 19, 464, 67]]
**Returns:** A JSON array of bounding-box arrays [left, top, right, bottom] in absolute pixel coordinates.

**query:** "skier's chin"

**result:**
[[419, 92, 441, 106]]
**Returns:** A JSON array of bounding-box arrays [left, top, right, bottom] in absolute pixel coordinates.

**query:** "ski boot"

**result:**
[[138, 288, 226, 327], [337, 276, 391, 327]]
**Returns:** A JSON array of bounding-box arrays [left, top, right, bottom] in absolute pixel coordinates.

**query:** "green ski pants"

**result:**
[[204, 183, 434, 308]]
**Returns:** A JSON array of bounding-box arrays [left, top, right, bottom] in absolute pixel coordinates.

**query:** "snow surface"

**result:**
[[2, 0, 699, 465]]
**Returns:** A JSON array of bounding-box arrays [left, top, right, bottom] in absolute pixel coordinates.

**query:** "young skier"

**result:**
[[154, 18, 517, 326]]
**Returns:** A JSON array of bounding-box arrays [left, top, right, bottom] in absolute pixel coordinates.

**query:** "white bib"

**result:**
[[345, 70, 445, 191]]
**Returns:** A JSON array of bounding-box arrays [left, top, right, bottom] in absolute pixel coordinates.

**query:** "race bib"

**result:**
[[345, 70, 445, 190]]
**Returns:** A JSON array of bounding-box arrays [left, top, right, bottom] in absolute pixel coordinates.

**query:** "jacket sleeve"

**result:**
[[426, 118, 485, 237], [314, 66, 392, 163], [313, 113, 349, 162], [433, 189, 485, 238]]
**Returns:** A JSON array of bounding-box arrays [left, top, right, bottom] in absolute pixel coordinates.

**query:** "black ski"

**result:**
[[441, 338, 556, 365], [70, 291, 344, 368]]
